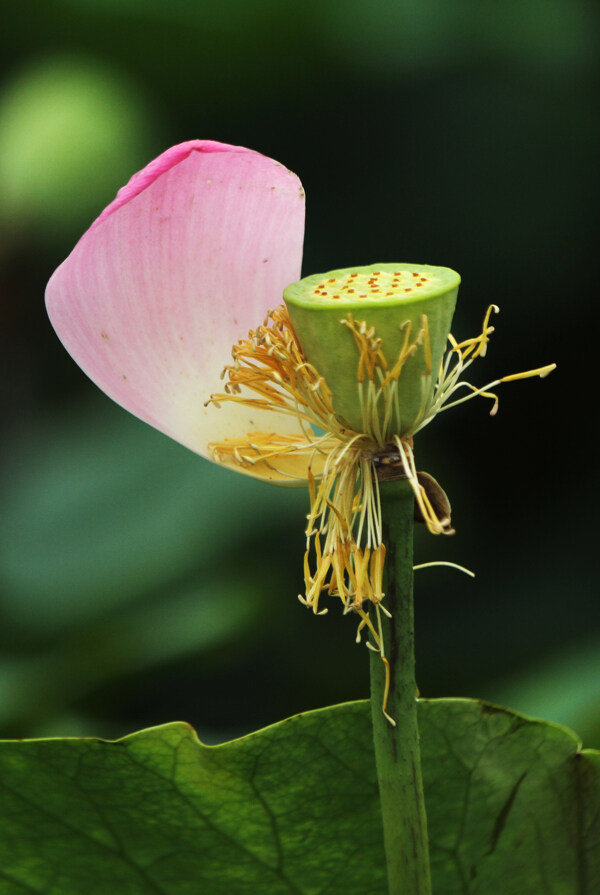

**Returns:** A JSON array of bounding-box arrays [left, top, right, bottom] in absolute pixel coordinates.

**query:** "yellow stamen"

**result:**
[[416, 305, 556, 432], [500, 364, 557, 382], [414, 561, 476, 578], [208, 301, 554, 721]]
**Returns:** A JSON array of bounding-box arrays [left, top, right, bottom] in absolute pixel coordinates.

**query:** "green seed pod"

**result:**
[[283, 262, 460, 438]]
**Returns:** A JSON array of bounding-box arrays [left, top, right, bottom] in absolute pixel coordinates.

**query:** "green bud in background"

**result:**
[[0, 56, 152, 241], [284, 263, 460, 438]]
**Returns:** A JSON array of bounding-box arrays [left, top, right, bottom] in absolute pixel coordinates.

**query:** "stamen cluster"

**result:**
[[209, 302, 555, 672]]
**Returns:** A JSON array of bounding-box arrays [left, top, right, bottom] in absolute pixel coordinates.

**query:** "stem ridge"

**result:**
[[370, 478, 432, 895]]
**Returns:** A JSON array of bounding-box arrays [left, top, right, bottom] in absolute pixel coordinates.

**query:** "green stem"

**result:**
[[369, 478, 432, 895]]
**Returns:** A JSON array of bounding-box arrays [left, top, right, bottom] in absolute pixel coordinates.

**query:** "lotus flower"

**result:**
[[46, 140, 555, 668]]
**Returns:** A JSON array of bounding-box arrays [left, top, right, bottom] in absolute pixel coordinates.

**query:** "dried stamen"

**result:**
[[207, 298, 554, 722]]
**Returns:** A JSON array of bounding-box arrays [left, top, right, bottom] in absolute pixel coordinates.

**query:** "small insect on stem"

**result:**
[[368, 443, 408, 483], [367, 443, 454, 533]]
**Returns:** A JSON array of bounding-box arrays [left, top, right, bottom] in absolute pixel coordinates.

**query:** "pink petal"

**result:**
[[46, 140, 306, 474]]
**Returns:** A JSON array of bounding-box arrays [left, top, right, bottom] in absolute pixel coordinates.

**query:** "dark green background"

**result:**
[[0, 0, 598, 746]]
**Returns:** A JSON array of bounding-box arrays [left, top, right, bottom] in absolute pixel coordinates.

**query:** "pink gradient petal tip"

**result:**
[[46, 140, 306, 472]]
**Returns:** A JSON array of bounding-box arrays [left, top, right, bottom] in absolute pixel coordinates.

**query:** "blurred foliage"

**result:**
[[322, 0, 597, 75], [0, 0, 598, 744], [0, 57, 153, 241]]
